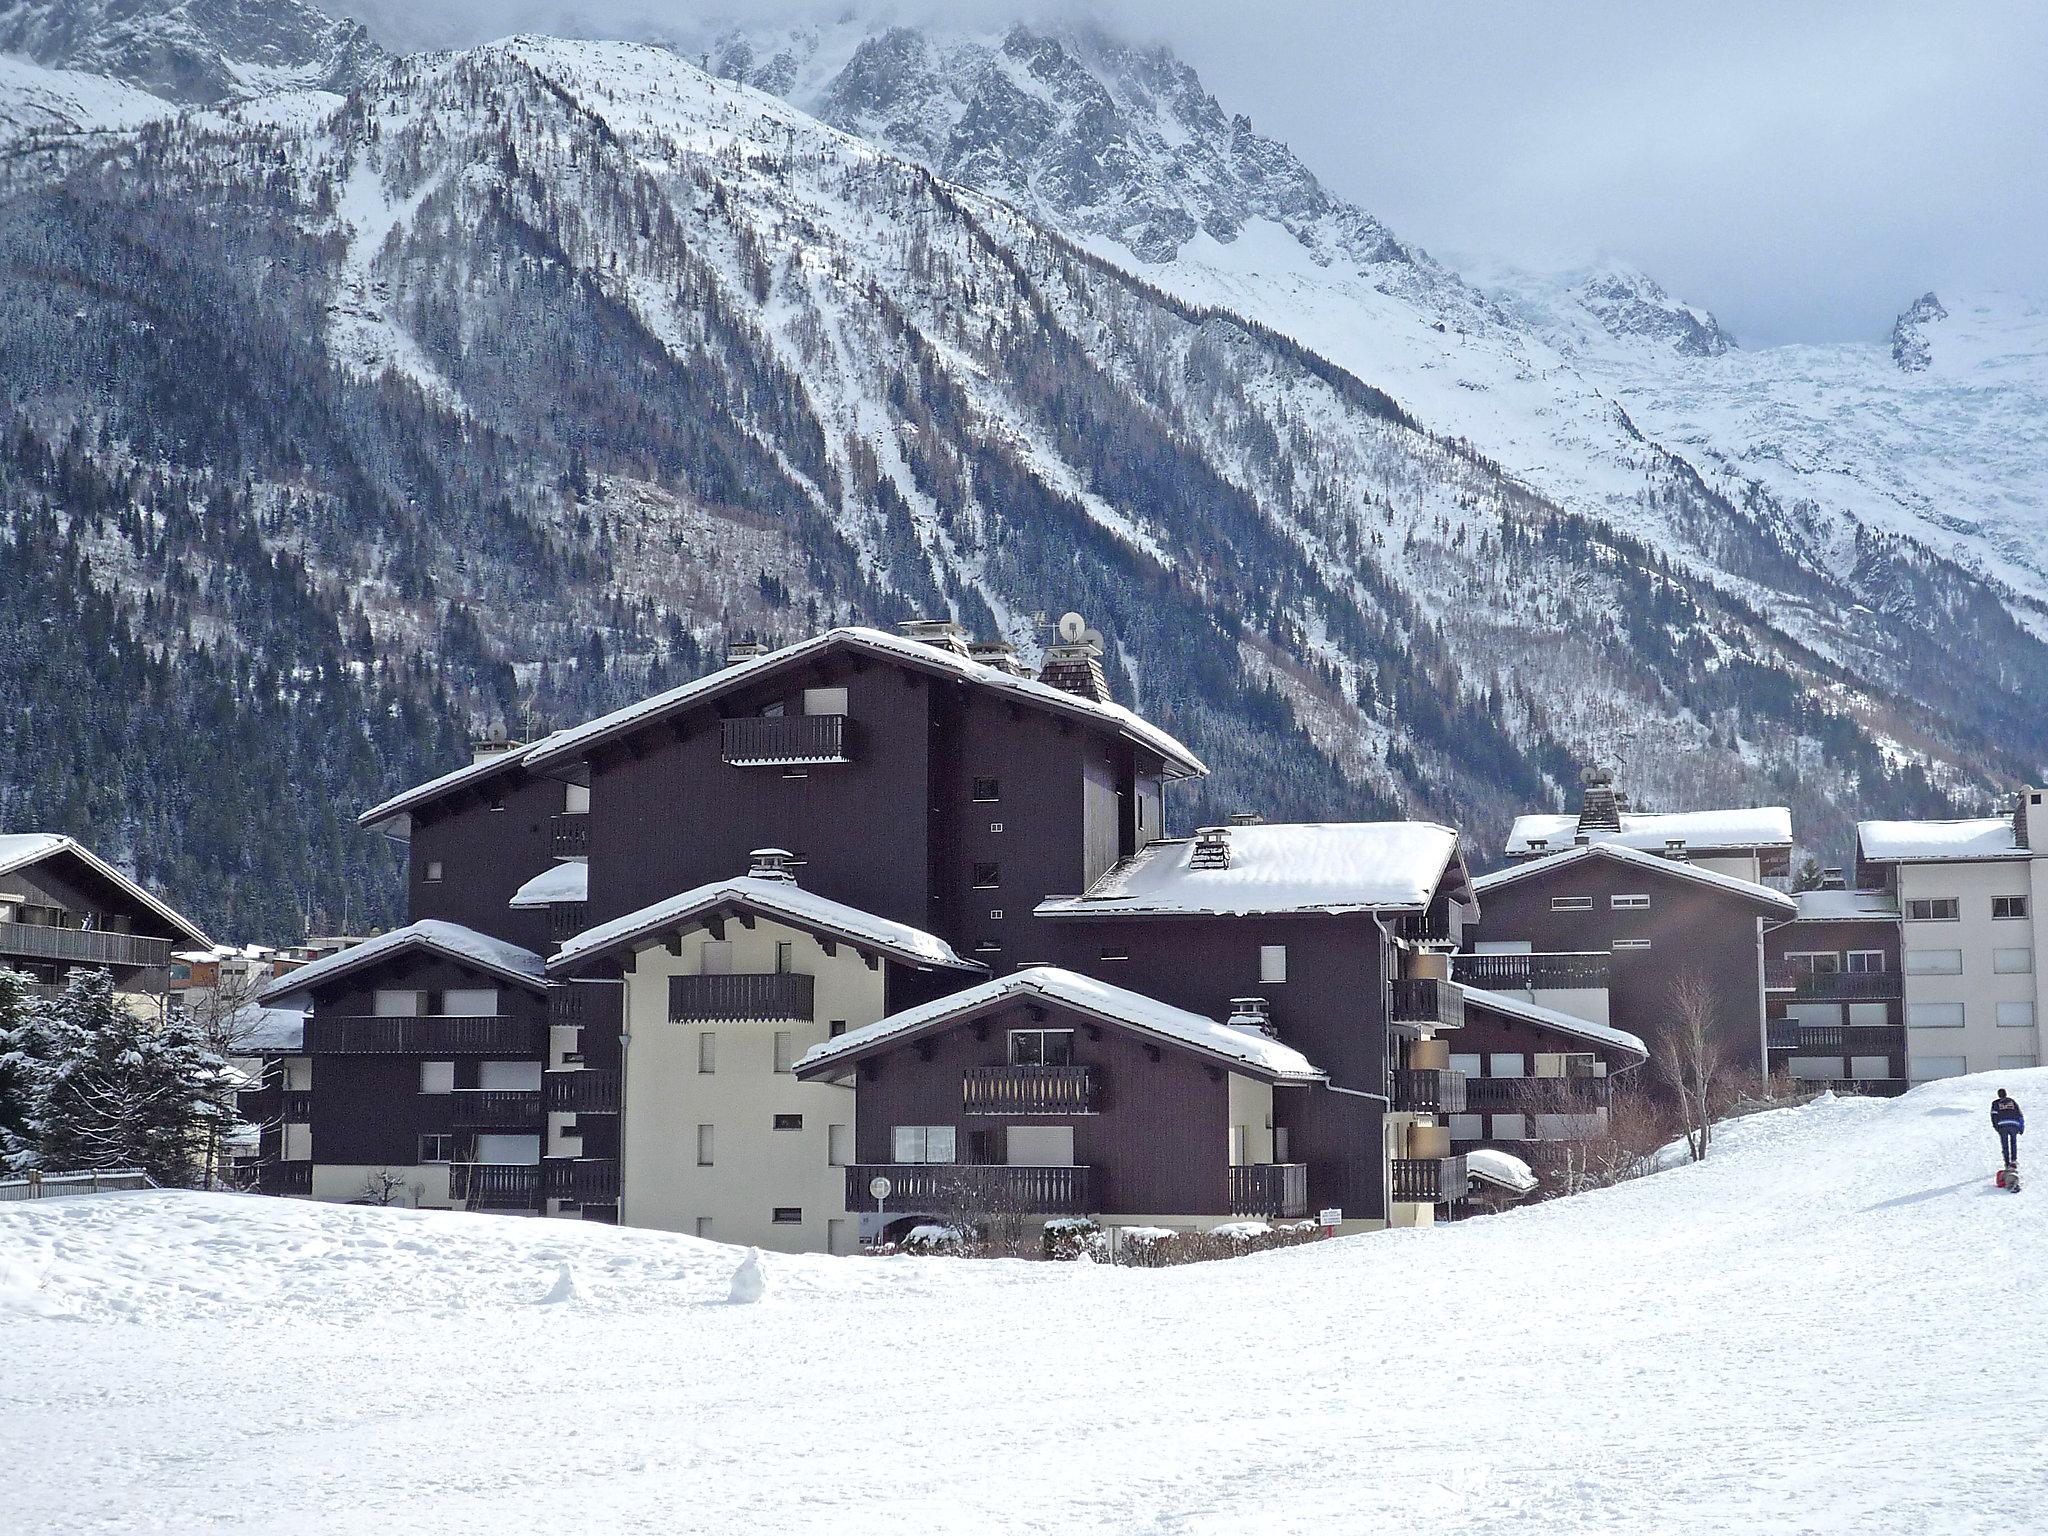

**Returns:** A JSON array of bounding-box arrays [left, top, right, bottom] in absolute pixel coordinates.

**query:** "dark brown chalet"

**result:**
[[1763, 884, 1906, 1095], [0, 834, 210, 998]]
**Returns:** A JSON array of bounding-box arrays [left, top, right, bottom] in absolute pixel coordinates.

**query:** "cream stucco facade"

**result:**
[[1898, 852, 2040, 1079]]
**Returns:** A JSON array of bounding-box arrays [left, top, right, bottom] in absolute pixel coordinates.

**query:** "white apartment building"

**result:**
[[1856, 788, 2044, 1080]]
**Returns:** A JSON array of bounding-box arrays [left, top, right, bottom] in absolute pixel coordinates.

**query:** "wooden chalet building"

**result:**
[[1763, 882, 1907, 1095], [0, 833, 210, 1003]]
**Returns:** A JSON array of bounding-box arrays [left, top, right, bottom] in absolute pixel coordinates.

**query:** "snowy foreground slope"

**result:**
[[5, 1073, 2045, 1534]]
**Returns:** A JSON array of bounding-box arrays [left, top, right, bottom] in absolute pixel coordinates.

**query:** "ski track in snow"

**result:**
[[3, 1068, 2045, 1533]]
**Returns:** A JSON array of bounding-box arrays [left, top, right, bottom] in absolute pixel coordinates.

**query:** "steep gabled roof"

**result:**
[[257, 920, 547, 1004], [0, 833, 210, 946], [549, 877, 982, 975], [1458, 985, 1649, 1066], [356, 733, 572, 835], [1036, 821, 1465, 919], [1856, 816, 2026, 864], [794, 966, 1324, 1084], [1505, 806, 1792, 858], [1472, 842, 1797, 918], [520, 627, 1206, 778]]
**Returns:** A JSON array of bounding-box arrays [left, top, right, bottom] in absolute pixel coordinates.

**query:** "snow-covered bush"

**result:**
[[1112, 1222, 1325, 1267], [899, 1224, 973, 1255], [1041, 1217, 1106, 1261]]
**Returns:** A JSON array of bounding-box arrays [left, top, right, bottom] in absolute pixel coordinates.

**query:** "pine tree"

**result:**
[[0, 967, 33, 1155]]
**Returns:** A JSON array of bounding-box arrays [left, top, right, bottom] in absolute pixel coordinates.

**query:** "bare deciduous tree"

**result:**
[[1655, 974, 1727, 1163]]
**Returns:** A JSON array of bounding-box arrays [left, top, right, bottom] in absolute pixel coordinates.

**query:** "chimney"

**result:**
[[471, 724, 520, 767], [1526, 837, 1549, 853], [725, 638, 766, 666], [1229, 811, 1265, 827], [1577, 768, 1623, 836], [1663, 837, 1688, 861], [2016, 789, 2036, 852], [1820, 866, 1846, 890], [1037, 639, 1110, 703], [967, 639, 1029, 676], [1189, 826, 1231, 870], [1226, 997, 1273, 1035], [895, 618, 972, 658], [746, 847, 798, 882]]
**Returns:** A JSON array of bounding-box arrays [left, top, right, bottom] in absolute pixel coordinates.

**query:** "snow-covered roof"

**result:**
[[257, 920, 547, 1004], [1035, 822, 1463, 919], [521, 627, 1206, 779], [1856, 816, 2026, 864], [0, 833, 211, 946], [1505, 807, 1792, 858], [225, 1004, 308, 1054], [356, 733, 573, 834], [794, 966, 1324, 1083], [549, 877, 981, 974], [509, 861, 588, 908], [1464, 1148, 1540, 1195], [1471, 843, 1798, 917], [1458, 985, 1649, 1064], [1792, 889, 1900, 923]]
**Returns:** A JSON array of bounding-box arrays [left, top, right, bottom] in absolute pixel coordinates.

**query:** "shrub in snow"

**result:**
[[1041, 1217, 1107, 1261], [1113, 1222, 1324, 1267], [900, 1224, 972, 1255]]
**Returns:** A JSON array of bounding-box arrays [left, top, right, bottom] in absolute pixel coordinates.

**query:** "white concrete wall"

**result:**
[[1226, 1072, 1275, 1164], [1899, 859, 2038, 1078]]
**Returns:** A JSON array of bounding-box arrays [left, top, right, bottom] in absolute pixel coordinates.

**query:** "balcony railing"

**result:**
[[720, 714, 849, 766], [1767, 1022, 1903, 1054], [962, 1065, 1097, 1115], [282, 1090, 314, 1122], [1391, 1067, 1468, 1114], [260, 1161, 313, 1196], [550, 813, 589, 858], [1452, 951, 1611, 992], [1767, 970, 1901, 1001], [447, 1163, 541, 1209], [0, 919, 171, 970], [542, 1157, 620, 1203], [545, 1068, 620, 1114], [844, 1163, 1094, 1217], [1390, 1154, 1468, 1204], [302, 1015, 547, 1054], [550, 989, 585, 1027], [447, 1090, 544, 1127], [1392, 911, 1452, 946], [669, 972, 814, 1022], [1390, 977, 1464, 1030], [1229, 1162, 1309, 1218], [1464, 1076, 1609, 1112]]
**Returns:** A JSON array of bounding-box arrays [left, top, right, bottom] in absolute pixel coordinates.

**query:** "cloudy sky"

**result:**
[[331, 0, 2048, 346]]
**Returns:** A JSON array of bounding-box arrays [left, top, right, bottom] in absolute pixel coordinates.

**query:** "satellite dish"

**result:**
[[1081, 627, 1104, 650], [1057, 611, 1086, 643]]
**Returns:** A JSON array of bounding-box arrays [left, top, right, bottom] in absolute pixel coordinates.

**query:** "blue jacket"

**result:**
[[1992, 1100, 2024, 1132]]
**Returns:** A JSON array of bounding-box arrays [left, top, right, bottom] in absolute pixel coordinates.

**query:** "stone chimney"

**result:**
[[1036, 628, 1111, 703], [895, 618, 972, 658], [1226, 997, 1273, 1035], [1663, 837, 1689, 861], [746, 847, 798, 882], [1577, 768, 1623, 836], [967, 639, 1030, 676], [1819, 866, 1846, 890], [1189, 826, 1231, 870], [725, 638, 766, 666], [471, 725, 521, 767]]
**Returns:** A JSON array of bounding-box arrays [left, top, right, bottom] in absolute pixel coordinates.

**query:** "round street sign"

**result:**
[[867, 1175, 892, 1201]]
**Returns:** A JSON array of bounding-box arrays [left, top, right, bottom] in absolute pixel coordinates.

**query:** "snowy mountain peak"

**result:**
[[1574, 266, 1734, 358], [1891, 290, 1948, 372]]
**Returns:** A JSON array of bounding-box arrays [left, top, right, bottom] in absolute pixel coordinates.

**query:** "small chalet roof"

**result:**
[[1856, 816, 2026, 864], [1458, 985, 1649, 1065], [0, 833, 210, 946], [1505, 806, 1792, 858], [1471, 842, 1797, 918], [520, 627, 1206, 779], [1036, 822, 1466, 919], [1465, 1148, 1540, 1195], [549, 877, 982, 975], [257, 920, 547, 1004], [356, 733, 573, 835], [1792, 889, 1900, 923], [794, 966, 1324, 1083], [225, 1003, 308, 1053], [509, 861, 589, 908]]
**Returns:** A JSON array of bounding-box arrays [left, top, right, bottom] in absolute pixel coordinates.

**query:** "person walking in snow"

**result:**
[[1991, 1090, 2024, 1170]]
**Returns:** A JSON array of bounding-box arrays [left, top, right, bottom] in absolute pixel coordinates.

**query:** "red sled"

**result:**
[[1996, 1168, 2022, 1192]]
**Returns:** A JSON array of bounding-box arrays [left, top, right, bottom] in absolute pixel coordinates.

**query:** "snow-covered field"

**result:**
[[4, 1071, 2045, 1534]]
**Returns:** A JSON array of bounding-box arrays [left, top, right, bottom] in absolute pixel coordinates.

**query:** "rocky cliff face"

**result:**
[[1890, 291, 1949, 372]]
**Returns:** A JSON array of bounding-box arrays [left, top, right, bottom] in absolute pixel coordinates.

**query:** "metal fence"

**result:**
[[0, 1167, 155, 1201]]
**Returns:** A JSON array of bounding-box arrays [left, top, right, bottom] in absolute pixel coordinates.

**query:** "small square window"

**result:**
[[1613, 939, 1652, 951], [419, 1134, 453, 1163], [773, 1113, 804, 1131], [973, 862, 1000, 889], [1906, 898, 1959, 921], [973, 777, 1001, 802], [1551, 895, 1593, 912], [989, 909, 1004, 921], [829, 1020, 848, 1037], [1610, 893, 1650, 910], [1099, 945, 1129, 962], [772, 1207, 803, 1225], [1259, 945, 1287, 984], [424, 860, 444, 882], [974, 939, 1002, 954], [694, 1216, 713, 1239]]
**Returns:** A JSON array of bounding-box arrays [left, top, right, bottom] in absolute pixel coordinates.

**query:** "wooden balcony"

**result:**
[[1390, 977, 1464, 1030], [282, 1090, 314, 1122], [446, 1090, 544, 1127], [302, 1015, 547, 1054], [1228, 1162, 1309, 1218], [545, 1068, 620, 1114], [1767, 1022, 1903, 1054], [542, 1157, 620, 1203], [1464, 1076, 1609, 1112], [1391, 1067, 1467, 1114], [720, 714, 849, 766], [668, 972, 814, 1022], [1392, 911, 1452, 946], [447, 1163, 541, 1209], [259, 1161, 312, 1196], [962, 1065, 1097, 1115], [1453, 951, 1611, 991], [1767, 970, 1900, 1001], [844, 1163, 1094, 1217], [1390, 1154, 1467, 1205], [550, 813, 589, 858], [0, 918, 172, 970]]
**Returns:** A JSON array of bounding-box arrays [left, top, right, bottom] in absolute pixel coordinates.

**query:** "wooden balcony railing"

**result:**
[[1391, 1067, 1467, 1114], [669, 972, 814, 1022], [1464, 1076, 1609, 1112], [844, 1163, 1094, 1217], [545, 1068, 620, 1114], [1228, 1162, 1309, 1218], [720, 714, 849, 766], [301, 1015, 547, 1054], [550, 814, 590, 858], [1390, 1154, 1467, 1205], [542, 1157, 620, 1203], [1390, 977, 1464, 1030], [1392, 911, 1452, 946], [1767, 1022, 1903, 1054], [447, 1163, 541, 1209], [1767, 970, 1901, 1001], [281, 1090, 314, 1122], [447, 1090, 544, 1127], [962, 1065, 1097, 1115], [0, 919, 171, 970], [550, 989, 585, 1027], [1452, 951, 1611, 992]]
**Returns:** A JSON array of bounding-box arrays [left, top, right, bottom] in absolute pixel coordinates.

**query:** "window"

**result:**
[[892, 1125, 956, 1164], [1846, 950, 1887, 973], [975, 939, 1002, 955], [1787, 1056, 1845, 1081], [803, 686, 848, 716], [1786, 952, 1842, 977], [694, 1217, 713, 1239], [1489, 1053, 1525, 1078], [773, 1113, 803, 1131], [1009, 1029, 1074, 1067], [1993, 895, 2029, 920], [1551, 895, 1594, 913], [1997, 1002, 2036, 1028], [1910, 1055, 1967, 1082], [1448, 1053, 1482, 1078], [829, 1020, 848, 1037], [1906, 949, 1963, 975], [1906, 898, 1959, 921], [696, 1125, 714, 1166], [972, 777, 1001, 803], [1993, 948, 2033, 974], [1613, 939, 1653, 952], [419, 1134, 453, 1163], [423, 860, 444, 882], [772, 1208, 803, 1225], [988, 909, 1004, 921], [564, 782, 590, 814], [474, 1134, 539, 1165], [1849, 1056, 1892, 1080], [774, 941, 794, 974], [1447, 1114, 1483, 1142], [1099, 945, 1130, 962], [1908, 1002, 1964, 1029], [700, 940, 733, 975], [1229, 1124, 1249, 1166], [972, 862, 1000, 889], [1848, 1003, 1890, 1027], [479, 1060, 540, 1091], [419, 1060, 454, 1095], [1610, 893, 1650, 910], [828, 1124, 851, 1166], [1491, 1113, 1528, 1140], [1260, 945, 1288, 984], [1787, 1002, 1842, 1028], [442, 988, 499, 1018], [773, 1031, 795, 1073], [1998, 1054, 2040, 1071], [374, 988, 423, 1018], [698, 1032, 716, 1073]]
